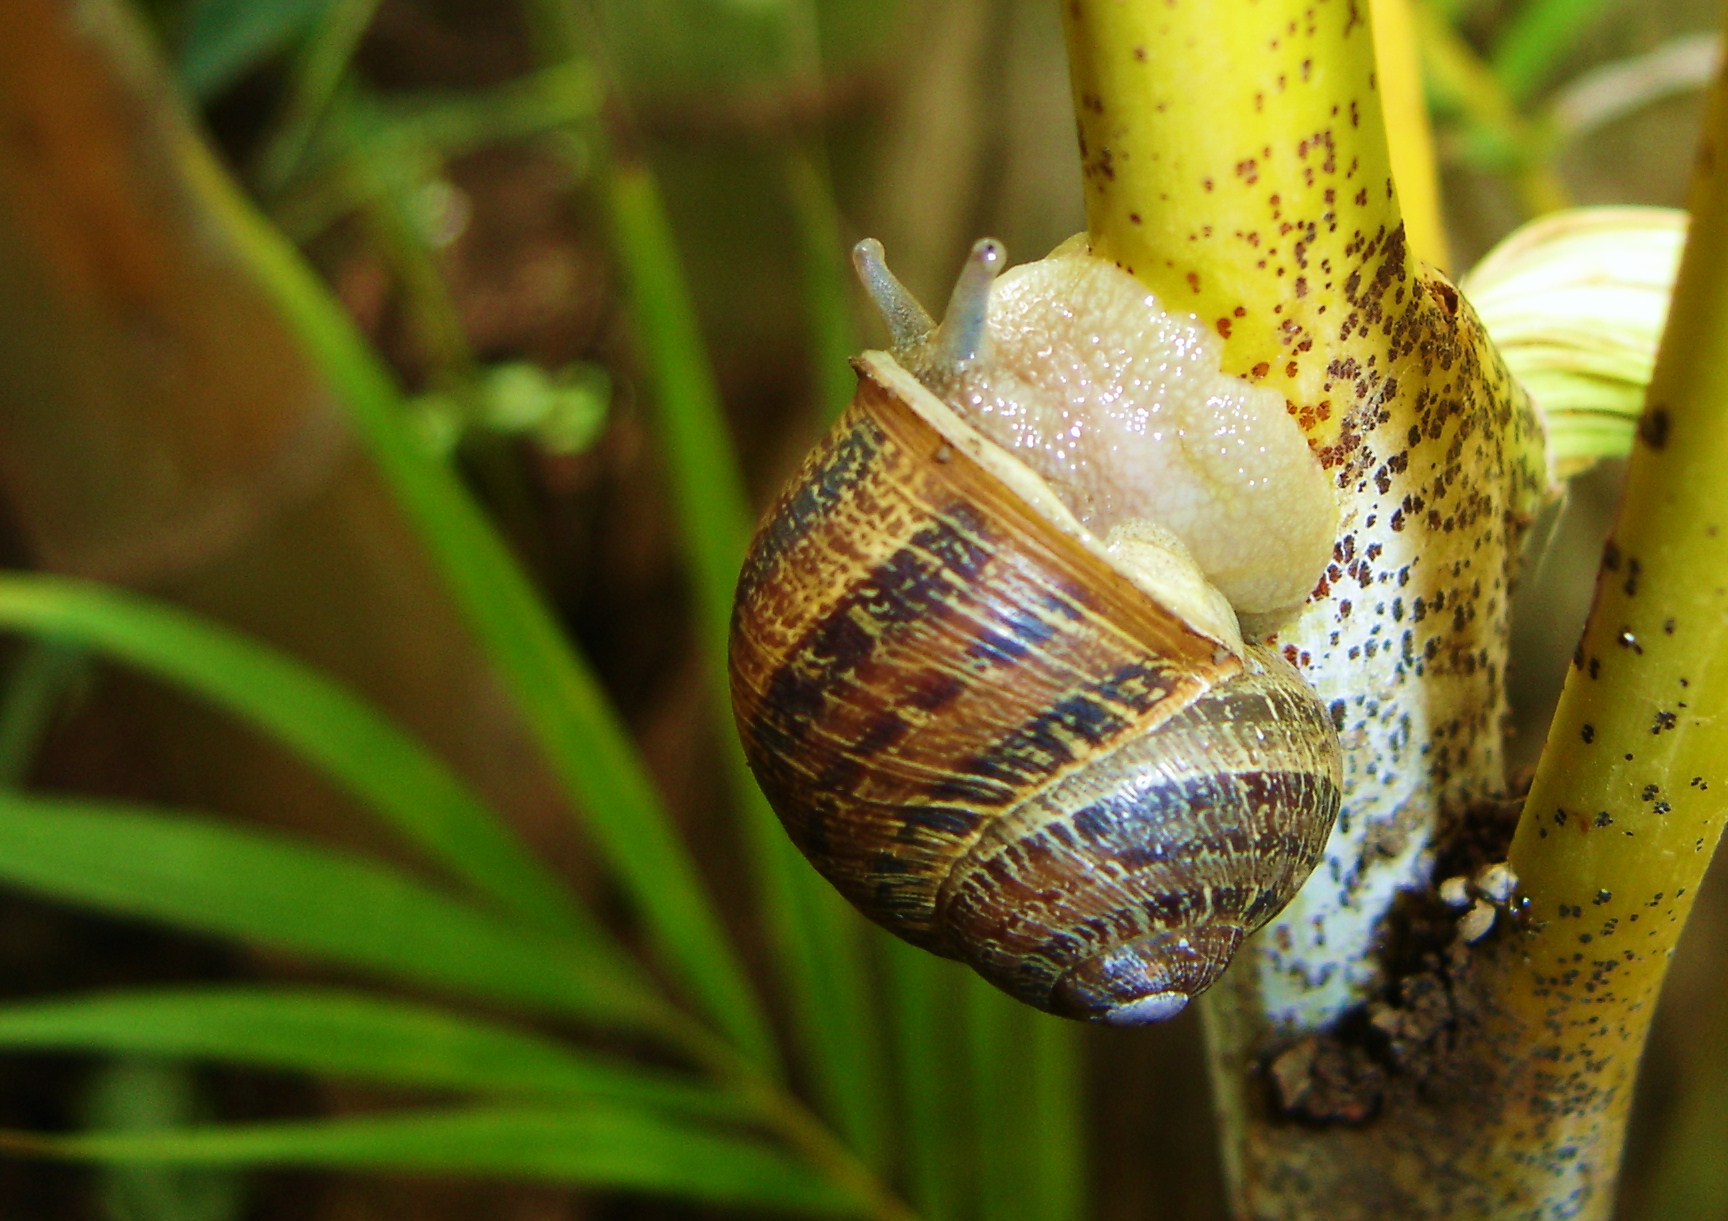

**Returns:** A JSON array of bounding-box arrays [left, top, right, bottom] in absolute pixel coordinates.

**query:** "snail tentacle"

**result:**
[[930, 237, 1005, 370], [851, 238, 934, 351]]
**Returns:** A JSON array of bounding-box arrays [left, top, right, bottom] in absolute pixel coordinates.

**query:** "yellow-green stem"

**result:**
[[1460, 40, 1728, 1211], [1062, 0, 1407, 433], [1063, 1, 1557, 1216], [1369, 0, 1446, 269]]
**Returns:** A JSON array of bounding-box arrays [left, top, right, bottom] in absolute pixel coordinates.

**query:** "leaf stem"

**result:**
[[1463, 31, 1728, 1210], [1369, 0, 1447, 268]]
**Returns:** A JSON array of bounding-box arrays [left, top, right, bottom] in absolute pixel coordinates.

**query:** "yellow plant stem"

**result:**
[[1062, 0, 1406, 436], [1462, 50, 1728, 1216], [1369, 0, 1446, 269], [1063, 0, 1547, 1007], [1064, 1, 1559, 1216]]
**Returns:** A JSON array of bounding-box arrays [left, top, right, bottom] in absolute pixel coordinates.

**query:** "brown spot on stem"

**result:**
[[1639, 407, 1670, 449]]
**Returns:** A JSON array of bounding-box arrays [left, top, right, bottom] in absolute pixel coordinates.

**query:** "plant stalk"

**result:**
[[1454, 33, 1728, 1210], [1063, 0, 1560, 1215]]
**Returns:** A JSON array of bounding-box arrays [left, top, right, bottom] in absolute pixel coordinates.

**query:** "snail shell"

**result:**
[[728, 238, 1343, 1024]]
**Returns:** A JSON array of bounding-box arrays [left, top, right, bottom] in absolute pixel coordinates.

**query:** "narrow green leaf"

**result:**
[[785, 147, 861, 423], [958, 983, 1084, 1221], [601, 162, 751, 679], [0, 573, 585, 939], [0, 638, 84, 785], [604, 158, 887, 1153], [885, 940, 968, 1221], [0, 792, 660, 1034], [4, 1106, 863, 1215], [763, 852, 890, 1164], [199, 164, 773, 1065], [0, 987, 739, 1121], [366, 64, 602, 160], [576, 82, 904, 1198], [772, 14, 888, 1168], [1489, 0, 1618, 104], [1026, 1014, 1085, 1221], [178, 0, 334, 100], [966, 975, 1019, 1221], [82, 1060, 247, 1221], [276, 64, 602, 237], [255, 0, 384, 194]]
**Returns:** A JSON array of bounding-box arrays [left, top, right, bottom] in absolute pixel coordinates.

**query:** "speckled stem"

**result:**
[[1061, 0, 1404, 428], [1063, 0, 1545, 1008], [1187, 77, 1728, 1219], [1449, 55, 1728, 1217], [1063, 0, 1554, 1216]]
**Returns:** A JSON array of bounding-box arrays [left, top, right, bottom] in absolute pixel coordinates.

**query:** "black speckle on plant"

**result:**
[[1639, 406, 1671, 449]]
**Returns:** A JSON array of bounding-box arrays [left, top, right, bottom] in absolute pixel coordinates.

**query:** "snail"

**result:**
[[728, 235, 1344, 1023]]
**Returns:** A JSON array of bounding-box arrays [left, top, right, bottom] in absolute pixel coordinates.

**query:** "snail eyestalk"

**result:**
[[852, 238, 934, 352], [931, 238, 1005, 369], [850, 235, 1338, 627]]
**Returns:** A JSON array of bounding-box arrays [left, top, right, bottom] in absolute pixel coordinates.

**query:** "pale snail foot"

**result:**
[[1098, 992, 1190, 1026], [1050, 924, 1244, 1025]]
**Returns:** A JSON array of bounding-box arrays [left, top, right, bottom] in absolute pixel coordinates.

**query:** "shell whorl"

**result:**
[[729, 351, 1342, 1022], [941, 645, 1340, 1020]]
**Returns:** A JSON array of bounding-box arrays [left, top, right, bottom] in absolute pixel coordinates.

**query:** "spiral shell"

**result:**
[[728, 240, 1342, 1023]]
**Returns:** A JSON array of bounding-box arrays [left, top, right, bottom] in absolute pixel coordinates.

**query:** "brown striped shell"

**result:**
[[728, 242, 1342, 1024]]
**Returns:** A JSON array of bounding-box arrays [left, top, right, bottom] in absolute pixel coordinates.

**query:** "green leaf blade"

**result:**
[[82, 1060, 247, 1221], [884, 940, 968, 1221], [1489, 0, 1619, 104], [0, 573, 586, 940], [604, 157, 888, 1154], [0, 987, 739, 1121], [216, 174, 775, 1067], [784, 148, 861, 424], [178, 0, 335, 100], [957, 978, 1084, 1221], [966, 976, 1018, 1221], [0, 792, 659, 1034], [1026, 1013, 1085, 1221], [5, 1107, 864, 1216]]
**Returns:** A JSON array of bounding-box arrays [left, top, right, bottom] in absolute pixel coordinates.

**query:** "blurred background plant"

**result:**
[[0, 0, 1723, 1218]]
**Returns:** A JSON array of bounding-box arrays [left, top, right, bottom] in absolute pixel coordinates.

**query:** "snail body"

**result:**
[[729, 237, 1343, 1023]]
